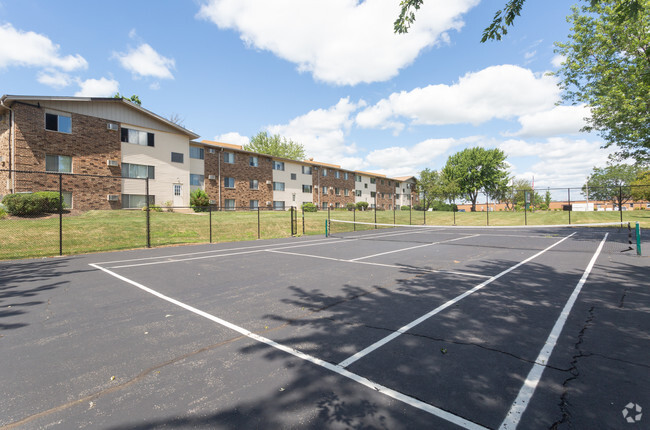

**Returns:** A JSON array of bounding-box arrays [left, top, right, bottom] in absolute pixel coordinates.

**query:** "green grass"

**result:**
[[1, 208, 648, 260]]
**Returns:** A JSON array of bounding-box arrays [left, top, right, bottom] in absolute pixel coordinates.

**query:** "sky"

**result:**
[[0, 0, 617, 190]]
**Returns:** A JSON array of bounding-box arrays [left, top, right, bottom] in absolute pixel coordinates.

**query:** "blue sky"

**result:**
[[0, 0, 614, 188]]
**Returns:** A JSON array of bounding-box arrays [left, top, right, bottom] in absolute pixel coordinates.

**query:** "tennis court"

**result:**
[[1, 221, 648, 429]]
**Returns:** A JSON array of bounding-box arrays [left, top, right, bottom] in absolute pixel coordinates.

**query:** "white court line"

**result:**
[[89, 263, 488, 430], [337, 232, 576, 369], [94, 237, 336, 265], [350, 234, 479, 262], [499, 233, 608, 430], [266, 249, 491, 279]]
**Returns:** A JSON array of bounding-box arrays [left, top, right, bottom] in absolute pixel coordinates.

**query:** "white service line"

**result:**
[[89, 263, 488, 430], [266, 249, 491, 279], [337, 232, 576, 369], [350, 234, 480, 262], [498, 233, 608, 430]]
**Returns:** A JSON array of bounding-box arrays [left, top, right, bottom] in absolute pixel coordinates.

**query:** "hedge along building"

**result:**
[[0, 95, 200, 210]]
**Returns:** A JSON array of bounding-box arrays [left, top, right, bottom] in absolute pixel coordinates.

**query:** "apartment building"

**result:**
[[0, 95, 420, 211]]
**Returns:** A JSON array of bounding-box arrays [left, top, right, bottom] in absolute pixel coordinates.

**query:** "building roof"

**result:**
[[0, 94, 200, 140], [392, 176, 417, 182]]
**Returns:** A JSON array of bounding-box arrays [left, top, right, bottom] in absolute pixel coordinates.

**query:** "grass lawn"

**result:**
[[1, 208, 648, 260]]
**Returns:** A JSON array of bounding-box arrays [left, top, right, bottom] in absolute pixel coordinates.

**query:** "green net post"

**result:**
[[325, 219, 329, 237], [636, 222, 642, 256]]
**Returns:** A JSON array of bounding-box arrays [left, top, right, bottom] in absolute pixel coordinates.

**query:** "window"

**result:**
[[190, 147, 204, 160], [224, 152, 235, 164], [273, 201, 285, 211], [122, 194, 155, 209], [250, 179, 259, 190], [302, 185, 312, 193], [45, 113, 72, 133], [344, 188, 349, 196], [171, 152, 184, 163], [335, 187, 340, 196], [249, 156, 258, 167], [291, 173, 297, 180], [344, 172, 349, 180], [322, 202, 328, 209], [45, 155, 72, 173], [122, 163, 154, 179], [322, 168, 327, 177], [364, 183, 368, 189], [121, 128, 154, 146], [355, 190, 362, 197], [370, 178, 376, 184], [371, 192, 376, 198], [302, 166, 312, 175], [190, 174, 204, 186], [335, 171, 340, 179], [335, 203, 340, 208], [250, 200, 259, 210], [174, 185, 181, 196], [356, 175, 362, 182], [322, 186, 328, 195], [273, 161, 284, 171], [381, 180, 384, 185], [224, 177, 235, 188], [224, 199, 235, 210], [273, 182, 285, 191]]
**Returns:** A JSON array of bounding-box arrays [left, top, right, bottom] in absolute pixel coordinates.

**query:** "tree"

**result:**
[[418, 168, 450, 210], [113, 93, 142, 106], [631, 170, 650, 201], [583, 163, 644, 209], [243, 132, 306, 161], [555, 0, 650, 161], [168, 113, 185, 127], [442, 147, 509, 212], [395, 0, 644, 42]]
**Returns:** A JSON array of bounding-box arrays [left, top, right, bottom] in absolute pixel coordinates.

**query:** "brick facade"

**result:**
[[375, 178, 395, 210], [204, 148, 273, 208], [313, 167, 355, 208], [9, 102, 121, 210], [0, 111, 10, 197]]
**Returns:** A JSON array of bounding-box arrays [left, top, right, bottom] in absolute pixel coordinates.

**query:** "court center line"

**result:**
[[498, 233, 608, 430], [266, 249, 492, 279], [350, 234, 480, 262], [88, 263, 487, 430], [337, 232, 576, 369]]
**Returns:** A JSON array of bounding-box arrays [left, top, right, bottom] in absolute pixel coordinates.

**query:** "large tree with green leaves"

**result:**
[[417, 168, 459, 210], [243, 132, 306, 161], [442, 147, 509, 211], [555, 0, 650, 161], [583, 163, 644, 208], [631, 170, 650, 201]]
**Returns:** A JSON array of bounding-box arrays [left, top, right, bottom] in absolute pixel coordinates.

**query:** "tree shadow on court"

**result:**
[[0, 259, 92, 331]]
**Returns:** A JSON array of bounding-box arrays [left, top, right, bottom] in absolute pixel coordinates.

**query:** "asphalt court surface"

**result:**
[[1, 227, 648, 429]]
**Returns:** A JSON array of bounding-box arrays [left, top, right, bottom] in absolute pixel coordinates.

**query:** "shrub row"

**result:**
[[1, 192, 66, 216]]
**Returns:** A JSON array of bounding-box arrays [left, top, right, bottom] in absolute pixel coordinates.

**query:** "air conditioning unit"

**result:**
[[208, 175, 216, 180], [106, 160, 119, 167], [266, 180, 272, 185], [107, 194, 119, 201], [107, 123, 119, 131], [209, 199, 216, 204], [208, 148, 216, 154], [266, 201, 271, 205]]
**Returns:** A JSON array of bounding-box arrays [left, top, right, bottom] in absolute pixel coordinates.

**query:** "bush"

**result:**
[[0, 207, 6, 219], [1, 192, 66, 216], [301, 202, 317, 212], [346, 203, 356, 211], [413, 204, 423, 211], [430, 200, 457, 212], [190, 189, 210, 212], [401, 205, 411, 211], [356, 201, 369, 211], [141, 204, 163, 212]]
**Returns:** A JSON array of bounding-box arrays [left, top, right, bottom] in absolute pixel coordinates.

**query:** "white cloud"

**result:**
[[551, 54, 566, 68], [507, 105, 591, 137], [267, 97, 365, 165], [357, 65, 560, 128], [37, 69, 73, 88], [74, 77, 119, 97], [114, 43, 175, 79], [0, 23, 87, 71], [197, 0, 479, 85], [213, 132, 250, 146]]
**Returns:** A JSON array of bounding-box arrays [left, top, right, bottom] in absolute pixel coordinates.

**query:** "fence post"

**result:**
[[59, 173, 63, 256], [353, 207, 356, 231], [453, 198, 456, 226], [486, 193, 490, 226], [636, 222, 642, 256], [146, 177, 151, 248], [209, 205, 212, 243], [302, 206, 305, 235], [619, 185, 623, 223], [568, 188, 571, 225], [257, 206, 261, 239]]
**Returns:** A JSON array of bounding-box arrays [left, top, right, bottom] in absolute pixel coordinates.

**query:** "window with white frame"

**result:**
[[302, 185, 312, 193], [370, 178, 376, 184], [224, 152, 235, 164], [273, 161, 284, 171], [122, 163, 154, 179], [322, 202, 328, 209], [224, 199, 235, 210], [45, 155, 72, 173], [273, 182, 285, 191], [224, 177, 235, 188], [344, 172, 349, 180], [122, 194, 155, 209], [322, 168, 327, 177], [273, 201, 285, 211], [355, 190, 362, 197], [190, 174, 204, 186], [344, 188, 349, 196], [190, 147, 204, 159], [122, 128, 154, 146], [335, 171, 340, 179], [335, 187, 340, 196], [355, 175, 362, 182], [250, 200, 259, 210], [249, 156, 258, 167], [322, 186, 328, 195], [174, 185, 181, 196], [250, 179, 259, 190], [45, 113, 72, 134], [302, 166, 312, 175]]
